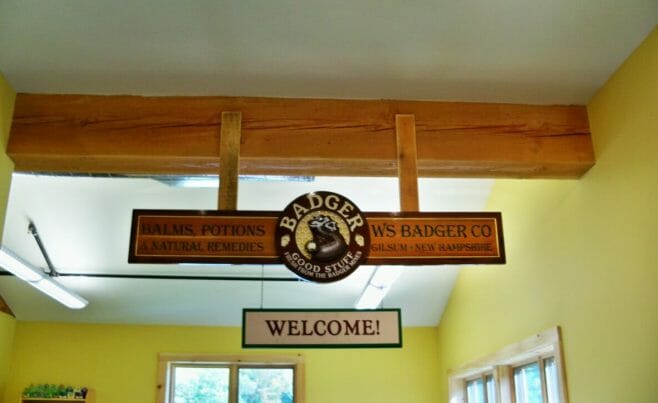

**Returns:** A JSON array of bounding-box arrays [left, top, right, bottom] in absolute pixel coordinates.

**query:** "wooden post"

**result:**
[[218, 112, 242, 210], [0, 294, 15, 317], [495, 365, 513, 403], [396, 114, 419, 212]]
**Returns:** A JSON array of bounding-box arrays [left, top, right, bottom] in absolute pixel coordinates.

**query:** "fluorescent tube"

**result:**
[[32, 277, 88, 309], [0, 246, 44, 282], [0, 245, 88, 309]]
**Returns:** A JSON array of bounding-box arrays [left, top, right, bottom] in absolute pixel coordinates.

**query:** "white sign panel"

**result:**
[[242, 309, 402, 348]]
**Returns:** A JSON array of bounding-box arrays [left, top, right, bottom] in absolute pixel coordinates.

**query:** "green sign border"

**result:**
[[242, 308, 403, 349]]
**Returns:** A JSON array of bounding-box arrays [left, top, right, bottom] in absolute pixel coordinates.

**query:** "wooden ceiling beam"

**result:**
[[8, 94, 594, 178]]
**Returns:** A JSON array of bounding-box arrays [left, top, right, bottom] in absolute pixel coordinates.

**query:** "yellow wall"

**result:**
[[435, 26, 658, 402], [0, 73, 16, 403], [0, 314, 15, 403], [5, 323, 439, 403]]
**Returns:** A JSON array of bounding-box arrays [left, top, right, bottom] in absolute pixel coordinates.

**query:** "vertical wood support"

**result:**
[[494, 365, 513, 402], [229, 363, 239, 403], [0, 294, 15, 317], [155, 356, 167, 403], [218, 112, 242, 210], [295, 358, 306, 403], [395, 114, 419, 212], [555, 327, 570, 403], [448, 377, 466, 403]]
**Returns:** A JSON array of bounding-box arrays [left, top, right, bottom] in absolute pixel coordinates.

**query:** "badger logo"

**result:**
[[277, 191, 370, 283], [305, 215, 347, 262]]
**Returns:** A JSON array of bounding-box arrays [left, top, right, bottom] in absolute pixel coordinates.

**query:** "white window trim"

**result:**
[[463, 373, 496, 403], [448, 326, 569, 403], [156, 353, 305, 403]]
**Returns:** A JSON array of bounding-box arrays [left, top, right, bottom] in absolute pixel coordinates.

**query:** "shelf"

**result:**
[[21, 400, 88, 402], [21, 392, 93, 403]]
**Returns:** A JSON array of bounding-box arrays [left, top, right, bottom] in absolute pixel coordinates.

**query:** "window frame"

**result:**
[[157, 353, 305, 403], [447, 327, 568, 403], [465, 372, 495, 403], [511, 355, 559, 403]]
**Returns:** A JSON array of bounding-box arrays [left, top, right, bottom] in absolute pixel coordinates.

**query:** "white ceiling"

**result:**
[[0, 174, 493, 326], [0, 0, 656, 104]]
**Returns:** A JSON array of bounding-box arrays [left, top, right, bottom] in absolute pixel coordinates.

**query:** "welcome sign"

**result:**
[[242, 309, 402, 348]]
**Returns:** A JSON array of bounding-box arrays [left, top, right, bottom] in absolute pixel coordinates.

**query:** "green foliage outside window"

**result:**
[[173, 366, 293, 403]]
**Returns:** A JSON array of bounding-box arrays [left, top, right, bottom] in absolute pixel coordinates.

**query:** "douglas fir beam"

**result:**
[[218, 111, 241, 210], [8, 94, 594, 178], [396, 114, 420, 212]]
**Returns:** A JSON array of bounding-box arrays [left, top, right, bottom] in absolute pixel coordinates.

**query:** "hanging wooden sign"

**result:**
[[129, 197, 505, 269], [365, 212, 504, 265], [242, 309, 402, 348], [129, 210, 504, 264], [129, 210, 280, 264], [128, 111, 505, 285]]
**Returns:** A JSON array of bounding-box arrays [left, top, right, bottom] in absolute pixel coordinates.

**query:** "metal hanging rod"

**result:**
[[0, 271, 302, 282], [17, 219, 303, 283], [28, 221, 59, 277]]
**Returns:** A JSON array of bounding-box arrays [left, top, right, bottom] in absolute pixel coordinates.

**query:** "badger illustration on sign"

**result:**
[[277, 191, 370, 282], [305, 215, 347, 262]]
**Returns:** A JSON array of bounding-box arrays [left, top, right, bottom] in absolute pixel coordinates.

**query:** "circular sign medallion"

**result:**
[[277, 191, 370, 283]]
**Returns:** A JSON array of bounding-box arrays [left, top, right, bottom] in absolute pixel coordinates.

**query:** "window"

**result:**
[[171, 365, 230, 402], [513, 362, 541, 403], [448, 327, 568, 403], [466, 377, 484, 403], [486, 375, 496, 403], [157, 354, 304, 403], [465, 374, 496, 403]]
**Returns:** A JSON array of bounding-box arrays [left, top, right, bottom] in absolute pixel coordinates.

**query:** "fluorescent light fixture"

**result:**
[[355, 266, 402, 309], [0, 246, 44, 282], [32, 277, 88, 309], [0, 246, 88, 309]]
